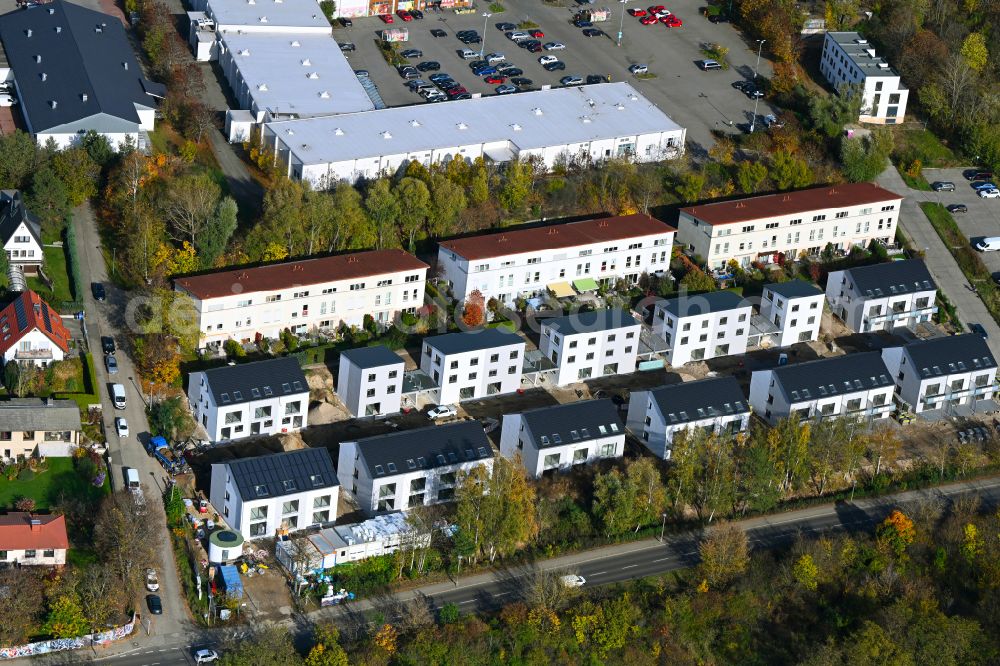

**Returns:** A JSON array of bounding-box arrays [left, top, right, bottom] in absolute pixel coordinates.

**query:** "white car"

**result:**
[[427, 404, 457, 420], [0, 93, 15, 107], [459, 48, 478, 59], [543, 42, 566, 50], [506, 31, 528, 41], [653, 8, 671, 17], [194, 649, 220, 664], [145, 568, 159, 592], [115, 417, 129, 438], [538, 54, 559, 65], [628, 64, 648, 75], [979, 188, 1000, 199], [560, 574, 586, 588], [485, 52, 506, 64]]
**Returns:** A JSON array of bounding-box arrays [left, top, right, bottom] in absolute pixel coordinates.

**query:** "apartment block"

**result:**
[[338, 422, 495, 516], [652, 291, 753, 366], [437, 214, 675, 304], [538, 308, 642, 386], [820, 32, 908, 124], [626, 377, 750, 459], [676, 183, 902, 269], [419, 328, 525, 404], [174, 249, 428, 349], [749, 352, 895, 425], [760, 280, 825, 347], [337, 345, 405, 418], [826, 259, 937, 333], [881, 334, 997, 416], [499, 399, 625, 478]]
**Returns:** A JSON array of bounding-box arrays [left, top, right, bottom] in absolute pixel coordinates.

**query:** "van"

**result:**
[[975, 237, 1000, 252], [698, 59, 722, 70], [125, 467, 140, 492], [111, 383, 127, 409]]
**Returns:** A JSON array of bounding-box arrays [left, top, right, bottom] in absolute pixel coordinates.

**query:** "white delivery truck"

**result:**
[[125, 467, 140, 493], [976, 237, 1000, 252], [111, 383, 127, 409]]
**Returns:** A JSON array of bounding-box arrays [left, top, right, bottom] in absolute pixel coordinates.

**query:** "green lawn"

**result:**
[[0, 457, 109, 510], [28, 245, 73, 305]]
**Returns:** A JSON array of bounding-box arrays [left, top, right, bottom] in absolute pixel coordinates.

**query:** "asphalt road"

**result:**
[[67, 474, 1000, 666]]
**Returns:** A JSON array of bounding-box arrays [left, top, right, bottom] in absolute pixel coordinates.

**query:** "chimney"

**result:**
[[34, 54, 41, 63], [239, 271, 249, 280], [55, 26, 62, 33], [25, 28, 32, 37], [123, 62, 128, 70], [81, 93, 88, 102], [49, 100, 57, 109], [40, 72, 47, 81], [29, 517, 42, 531]]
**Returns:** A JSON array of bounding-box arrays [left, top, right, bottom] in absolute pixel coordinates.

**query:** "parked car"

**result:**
[[194, 650, 220, 664], [401, 48, 423, 58], [499, 67, 523, 77], [969, 323, 988, 339], [538, 54, 559, 65], [411, 9, 424, 19], [543, 61, 566, 71], [471, 64, 497, 76], [105, 354, 118, 374], [485, 52, 506, 64], [406, 79, 431, 91], [980, 188, 1000, 199], [459, 34, 481, 44], [639, 15, 658, 24], [146, 594, 162, 615], [573, 19, 593, 28], [662, 15, 682, 26], [496, 84, 517, 94], [543, 42, 566, 50], [379, 13, 393, 23], [91, 282, 106, 301], [431, 28, 447, 37], [629, 63, 648, 75], [354, 69, 369, 77], [458, 48, 478, 59], [428, 404, 457, 420], [446, 87, 470, 97], [529, 29, 544, 37], [561, 75, 584, 86], [101, 336, 116, 355], [527, 41, 543, 52], [146, 568, 160, 592], [450, 92, 472, 100], [628, 8, 647, 16], [338, 42, 355, 52], [931, 181, 956, 192], [417, 61, 441, 71], [496, 22, 516, 31], [396, 9, 412, 20], [560, 574, 586, 588], [484, 74, 506, 84], [115, 417, 129, 438], [429, 73, 452, 83], [506, 31, 529, 41], [698, 59, 722, 70], [947, 203, 968, 213], [511, 77, 533, 87], [586, 74, 609, 84], [973, 182, 998, 191], [338, 17, 352, 27]]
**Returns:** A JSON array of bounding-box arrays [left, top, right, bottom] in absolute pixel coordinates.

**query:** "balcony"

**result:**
[[866, 305, 938, 325], [14, 348, 53, 361]]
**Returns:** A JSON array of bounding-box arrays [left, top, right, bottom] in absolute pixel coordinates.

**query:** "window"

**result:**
[[250, 506, 268, 521], [224, 411, 242, 425], [285, 401, 301, 415], [573, 449, 587, 463], [310, 474, 324, 487], [543, 453, 561, 469], [253, 406, 271, 419], [282, 500, 299, 515], [599, 443, 616, 457], [25, 549, 37, 558]]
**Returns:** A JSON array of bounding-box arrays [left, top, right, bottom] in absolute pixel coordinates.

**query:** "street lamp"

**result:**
[[617, 0, 629, 47], [479, 12, 492, 59], [749, 93, 761, 134], [753, 39, 766, 80], [659, 512, 668, 542]]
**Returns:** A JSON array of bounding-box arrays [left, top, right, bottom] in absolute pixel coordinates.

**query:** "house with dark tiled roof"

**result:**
[[826, 259, 937, 333], [336, 345, 404, 418], [0, 512, 69, 566], [0, 290, 71, 367], [652, 291, 753, 366], [210, 448, 339, 539], [419, 329, 525, 404], [0, 191, 42, 274], [187, 357, 309, 442], [760, 280, 825, 347], [538, 308, 642, 386]]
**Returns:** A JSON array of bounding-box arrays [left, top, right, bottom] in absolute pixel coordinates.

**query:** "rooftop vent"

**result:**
[[239, 271, 249, 279], [855, 38, 868, 44], [381, 130, 392, 139], [348, 256, 359, 263], [49, 100, 57, 108], [290, 40, 300, 46], [580, 115, 591, 123], [292, 264, 303, 271], [47, 7, 54, 13], [301, 58, 311, 66], [34, 54, 41, 63], [735, 201, 746, 208], [586, 98, 595, 107], [456, 122, 468, 129], [24, 28, 32, 37], [40, 72, 47, 81], [307, 72, 319, 79], [239, 49, 250, 56], [333, 127, 344, 135], [532, 107, 542, 115], [510, 123, 521, 130], [782, 195, 790, 201], [598, 220, 609, 227], [410, 119, 421, 127], [628, 93, 638, 101], [319, 90, 330, 98], [95, 25, 103, 32], [81, 93, 88, 102], [257, 83, 267, 91], [55, 26, 61, 33], [123, 62, 128, 70], [259, 15, 268, 22], [877, 62, 890, 69], [247, 0, 255, 4], [615, 103, 625, 110], [547, 228, 559, 235]]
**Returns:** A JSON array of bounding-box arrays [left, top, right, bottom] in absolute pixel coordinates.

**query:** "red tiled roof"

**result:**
[[680, 183, 903, 226], [0, 290, 71, 357], [173, 249, 430, 300], [438, 214, 676, 261], [0, 513, 69, 551]]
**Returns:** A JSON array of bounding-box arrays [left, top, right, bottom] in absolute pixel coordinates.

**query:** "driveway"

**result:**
[[877, 166, 1000, 357]]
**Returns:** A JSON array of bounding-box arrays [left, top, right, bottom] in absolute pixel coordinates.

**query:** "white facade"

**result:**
[[676, 183, 903, 269], [336, 346, 405, 417], [438, 214, 675, 304], [538, 309, 641, 386], [653, 292, 753, 366], [3, 224, 41, 270], [0, 545, 66, 566], [174, 249, 427, 348], [881, 335, 997, 415], [625, 377, 750, 460], [749, 352, 895, 425], [260, 84, 686, 187], [820, 32, 909, 124], [825, 260, 937, 333], [338, 422, 495, 516], [419, 329, 525, 404], [760, 281, 825, 347], [2, 328, 67, 367]]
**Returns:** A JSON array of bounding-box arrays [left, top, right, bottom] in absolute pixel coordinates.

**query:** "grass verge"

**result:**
[[0, 457, 108, 509]]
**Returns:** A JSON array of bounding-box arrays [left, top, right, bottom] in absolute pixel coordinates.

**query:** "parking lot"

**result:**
[[922, 167, 1000, 275], [335, 0, 775, 151]]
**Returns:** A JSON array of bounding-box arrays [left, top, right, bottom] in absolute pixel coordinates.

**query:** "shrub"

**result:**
[[319, 0, 335, 22], [439, 602, 461, 625], [17, 468, 35, 481]]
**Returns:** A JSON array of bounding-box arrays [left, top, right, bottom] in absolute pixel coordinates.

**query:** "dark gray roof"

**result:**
[[0, 398, 81, 431], [0, 1, 164, 134], [539, 308, 639, 336], [763, 279, 823, 300], [846, 259, 936, 298], [647, 377, 749, 425], [521, 399, 622, 449], [903, 334, 996, 379], [772, 352, 893, 402], [339, 345, 403, 369], [424, 328, 524, 355], [355, 421, 493, 477], [0, 191, 40, 247], [657, 291, 749, 318], [223, 448, 337, 501], [202, 357, 307, 406]]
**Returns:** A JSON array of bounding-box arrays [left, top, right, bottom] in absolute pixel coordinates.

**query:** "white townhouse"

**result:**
[[209, 448, 339, 539], [538, 308, 642, 386], [174, 249, 428, 349], [825, 259, 937, 333], [499, 399, 624, 478], [0, 290, 71, 368], [676, 183, 903, 269], [881, 334, 997, 416], [749, 352, 895, 425], [0, 191, 43, 274], [338, 421, 495, 516], [420, 328, 525, 404], [653, 291, 753, 366], [626, 377, 750, 459], [336, 345, 404, 418], [437, 213, 676, 304], [820, 32, 909, 124], [188, 357, 310, 443], [760, 280, 825, 347]]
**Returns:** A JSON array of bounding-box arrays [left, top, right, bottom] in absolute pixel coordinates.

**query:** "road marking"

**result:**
[[494, 591, 511, 597], [652, 557, 671, 563], [590, 571, 607, 576], [459, 599, 475, 605], [621, 564, 638, 569]]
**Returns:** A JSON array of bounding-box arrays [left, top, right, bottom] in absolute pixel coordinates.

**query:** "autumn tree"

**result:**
[[219, 625, 303, 666], [462, 289, 486, 328], [95, 490, 162, 591], [626, 458, 666, 532], [698, 524, 750, 588], [429, 174, 467, 238], [736, 160, 768, 194], [51, 147, 101, 206], [593, 468, 639, 537], [679, 268, 717, 293], [876, 509, 915, 557], [0, 567, 45, 645], [27, 167, 71, 240], [499, 158, 533, 212], [42, 594, 89, 639], [0, 130, 40, 190], [769, 151, 813, 190], [396, 176, 432, 251], [670, 428, 736, 523], [866, 424, 902, 475], [162, 171, 221, 246], [365, 178, 402, 249], [675, 172, 705, 203], [304, 623, 349, 666], [328, 182, 375, 251], [454, 456, 537, 563]]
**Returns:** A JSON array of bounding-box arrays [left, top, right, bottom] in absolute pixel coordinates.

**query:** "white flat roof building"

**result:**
[[190, 0, 333, 33], [538, 308, 642, 386], [653, 291, 753, 367], [260, 83, 687, 187], [820, 32, 908, 125]]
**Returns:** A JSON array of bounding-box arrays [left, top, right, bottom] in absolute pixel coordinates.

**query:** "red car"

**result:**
[[663, 15, 682, 26], [648, 5, 665, 14], [397, 9, 412, 20], [484, 74, 506, 84], [379, 13, 393, 22], [628, 8, 646, 16], [529, 29, 544, 37], [446, 86, 468, 96], [639, 15, 658, 24]]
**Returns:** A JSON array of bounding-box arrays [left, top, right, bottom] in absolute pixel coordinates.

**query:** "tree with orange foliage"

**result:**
[[462, 289, 486, 328], [876, 509, 915, 557], [372, 623, 399, 656]]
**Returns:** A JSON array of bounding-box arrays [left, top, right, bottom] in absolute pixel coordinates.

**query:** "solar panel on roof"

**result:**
[[41, 305, 51, 332], [12, 297, 26, 332], [478, 447, 488, 457]]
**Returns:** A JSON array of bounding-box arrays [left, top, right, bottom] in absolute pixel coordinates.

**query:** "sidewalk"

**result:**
[[877, 165, 1000, 357]]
